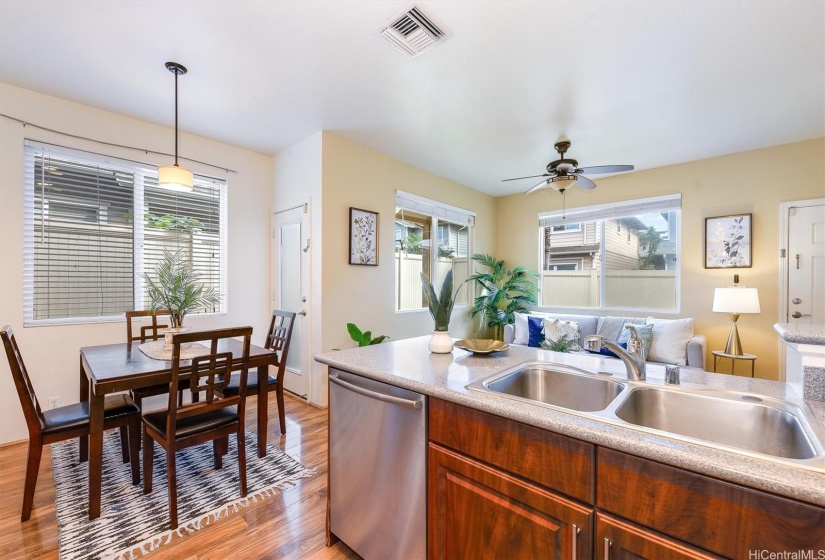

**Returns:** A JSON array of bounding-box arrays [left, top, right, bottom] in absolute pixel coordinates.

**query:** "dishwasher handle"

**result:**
[[330, 374, 423, 410]]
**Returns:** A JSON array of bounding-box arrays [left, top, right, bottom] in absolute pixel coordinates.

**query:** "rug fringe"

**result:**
[[105, 467, 315, 560]]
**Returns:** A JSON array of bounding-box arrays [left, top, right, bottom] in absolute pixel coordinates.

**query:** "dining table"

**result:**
[[78, 338, 279, 520]]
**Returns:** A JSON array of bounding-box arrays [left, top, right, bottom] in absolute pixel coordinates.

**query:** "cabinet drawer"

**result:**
[[597, 448, 825, 558], [596, 513, 721, 560], [429, 443, 592, 560], [429, 398, 595, 503]]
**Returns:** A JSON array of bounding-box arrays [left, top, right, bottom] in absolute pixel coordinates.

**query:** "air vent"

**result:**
[[376, 2, 453, 59]]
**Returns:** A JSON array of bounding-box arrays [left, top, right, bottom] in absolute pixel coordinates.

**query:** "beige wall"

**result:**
[[496, 138, 825, 379], [0, 82, 274, 444], [321, 132, 497, 356]]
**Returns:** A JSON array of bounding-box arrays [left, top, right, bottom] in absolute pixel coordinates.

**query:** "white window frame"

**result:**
[[395, 191, 475, 314], [538, 194, 682, 313], [23, 141, 229, 326], [551, 222, 582, 232]]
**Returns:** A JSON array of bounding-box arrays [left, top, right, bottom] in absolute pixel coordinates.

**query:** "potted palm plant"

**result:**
[[468, 253, 539, 341], [420, 270, 461, 353], [144, 249, 221, 349]]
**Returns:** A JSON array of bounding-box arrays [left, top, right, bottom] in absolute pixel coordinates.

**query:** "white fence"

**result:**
[[396, 254, 468, 311], [541, 270, 676, 309]]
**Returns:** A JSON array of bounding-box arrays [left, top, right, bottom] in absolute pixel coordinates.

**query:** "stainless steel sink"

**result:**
[[614, 387, 819, 460], [466, 361, 825, 472], [467, 363, 625, 412]]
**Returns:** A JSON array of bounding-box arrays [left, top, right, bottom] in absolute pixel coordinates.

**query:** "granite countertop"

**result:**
[[774, 322, 825, 345], [316, 336, 825, 507]]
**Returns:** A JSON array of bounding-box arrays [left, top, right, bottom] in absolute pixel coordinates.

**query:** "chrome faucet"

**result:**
[[584, 325, 647, 381]]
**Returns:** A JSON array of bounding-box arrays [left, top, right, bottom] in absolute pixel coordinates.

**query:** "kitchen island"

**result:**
[[317, 337, 825, 559]]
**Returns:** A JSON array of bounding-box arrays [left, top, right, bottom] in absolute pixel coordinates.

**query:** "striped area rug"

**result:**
[[50, 428, 314, 560]]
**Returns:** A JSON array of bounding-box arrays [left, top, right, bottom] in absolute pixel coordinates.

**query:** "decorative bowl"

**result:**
[[455, 339, 510, 355]]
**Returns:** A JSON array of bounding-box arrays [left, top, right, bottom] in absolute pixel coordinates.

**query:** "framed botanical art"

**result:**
[[704, 213, 752, 268], [349, 207, 379, 266]]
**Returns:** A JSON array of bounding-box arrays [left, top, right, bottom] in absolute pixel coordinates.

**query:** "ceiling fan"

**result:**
[[503, 140, 634, 194]]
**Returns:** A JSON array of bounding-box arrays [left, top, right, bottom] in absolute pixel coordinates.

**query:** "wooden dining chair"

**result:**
[[125, 310, 189, 408], [142, 326, 252, 530], [1, 325, 141, 521], [219, 310, 296, 435]]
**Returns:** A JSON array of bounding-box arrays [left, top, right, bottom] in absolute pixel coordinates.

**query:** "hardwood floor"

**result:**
[[0, 393, 360, 560]]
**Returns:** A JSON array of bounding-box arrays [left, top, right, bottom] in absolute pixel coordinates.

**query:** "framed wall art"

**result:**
[[349, 207, 379, 266], [704, 213, 752, 269]]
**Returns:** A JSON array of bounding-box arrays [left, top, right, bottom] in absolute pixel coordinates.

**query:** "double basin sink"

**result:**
[[466, 363, 825, 471]]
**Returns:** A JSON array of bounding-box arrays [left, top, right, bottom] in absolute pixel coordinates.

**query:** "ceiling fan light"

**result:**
[[548, 175, 577, 192], [158, 164, 194, 192]]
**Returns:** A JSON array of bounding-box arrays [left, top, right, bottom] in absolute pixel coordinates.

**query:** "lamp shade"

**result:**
[[158, 165, 194, 193], [712, 287, 761, 314]]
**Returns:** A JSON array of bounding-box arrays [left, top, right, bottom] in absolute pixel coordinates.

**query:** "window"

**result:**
[[539, 195, 681, 311], [394, 191, 474, 312], [23, 142, 227, 325]]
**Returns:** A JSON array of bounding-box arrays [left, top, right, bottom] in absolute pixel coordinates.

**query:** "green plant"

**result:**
[[468, 253, 539, 340], [420, 270, 462, 332], [346, 323, 389, 347], [541, 337, 577, 353], [143, 249, 221, 327]]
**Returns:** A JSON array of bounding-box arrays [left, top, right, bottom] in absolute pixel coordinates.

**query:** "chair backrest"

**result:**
[[165, 326, 253, 437], [1, 326, 44, 437], [265, 310, 297, 372], [125, 310, 171, 343]]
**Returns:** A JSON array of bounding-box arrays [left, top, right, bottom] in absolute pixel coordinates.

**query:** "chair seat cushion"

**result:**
[[42, 394, 139, 435], [143, 407, 238, 439], [220, 372, 278, 396]]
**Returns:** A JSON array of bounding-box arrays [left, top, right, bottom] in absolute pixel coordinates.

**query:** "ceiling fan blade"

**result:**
[[525, 179, 551, 194], [502, 173, 553, 182], [577, 164, 634, 174], [575, 175, 597, 190]]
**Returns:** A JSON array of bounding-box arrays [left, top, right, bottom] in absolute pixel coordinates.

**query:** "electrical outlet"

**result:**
[[48, 396, 60, 410]]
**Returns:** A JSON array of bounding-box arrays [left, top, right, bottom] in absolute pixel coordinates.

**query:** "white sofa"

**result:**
[[504, 312, 707, 369]]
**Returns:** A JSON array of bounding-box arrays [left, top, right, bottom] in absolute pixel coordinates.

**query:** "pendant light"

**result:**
[[157, 61, 194, 192]]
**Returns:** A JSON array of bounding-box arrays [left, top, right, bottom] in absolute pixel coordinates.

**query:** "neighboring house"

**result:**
[[543, 218, 643, 271]]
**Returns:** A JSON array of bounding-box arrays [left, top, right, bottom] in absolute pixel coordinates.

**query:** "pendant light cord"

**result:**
[[174, 69, 179, 167]]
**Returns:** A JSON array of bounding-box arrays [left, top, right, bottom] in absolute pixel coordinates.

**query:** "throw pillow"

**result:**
[[513, 312, 530, 345], [527, 316, 545, 347], [646, 317, 694, 366], [542, 318, 581, 351], [617, 323, 654, 354]]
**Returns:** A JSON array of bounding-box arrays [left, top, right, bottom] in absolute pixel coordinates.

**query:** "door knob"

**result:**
[[791, 312, 812, 319], [298, 310, 307, 316]]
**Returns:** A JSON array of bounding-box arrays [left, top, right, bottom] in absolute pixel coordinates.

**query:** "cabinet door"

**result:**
[[429, 443, 592, 560], [597, 513, 722, 560]]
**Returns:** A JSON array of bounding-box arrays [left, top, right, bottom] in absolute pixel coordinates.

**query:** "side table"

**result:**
[[712, 350, 757, 377]]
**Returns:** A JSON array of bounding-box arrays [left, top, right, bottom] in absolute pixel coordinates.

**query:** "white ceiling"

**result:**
[[1, 0, 823, 196]]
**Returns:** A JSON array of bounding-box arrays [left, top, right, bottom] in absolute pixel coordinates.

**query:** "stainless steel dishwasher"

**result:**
[[329, 368, 427, 560]]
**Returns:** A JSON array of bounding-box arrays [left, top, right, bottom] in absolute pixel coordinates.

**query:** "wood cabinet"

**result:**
[[596, 513, 722, 560], [429, 443, 591, 560], [427, 398, 825, 560]]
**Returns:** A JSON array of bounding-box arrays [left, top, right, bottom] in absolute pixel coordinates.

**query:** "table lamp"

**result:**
[[712, 287, 761, 356]]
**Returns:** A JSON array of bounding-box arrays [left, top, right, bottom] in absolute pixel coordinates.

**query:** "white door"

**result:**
[[787, 203, 825, 324], [272, 205, 310, 399]]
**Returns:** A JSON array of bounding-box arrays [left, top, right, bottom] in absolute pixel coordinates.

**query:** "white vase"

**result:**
[[428, 330, 453, 354], [162, 326, 192, 352]]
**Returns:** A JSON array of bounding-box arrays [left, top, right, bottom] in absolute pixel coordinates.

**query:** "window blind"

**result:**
[[23, 142, 228, 325], [396, 190, 476, 227], [539, 194, 681, 229]]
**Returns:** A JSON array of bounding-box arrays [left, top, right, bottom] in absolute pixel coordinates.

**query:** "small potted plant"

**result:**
[[420, 270, 461, 353], [144, 249, 221, 349]]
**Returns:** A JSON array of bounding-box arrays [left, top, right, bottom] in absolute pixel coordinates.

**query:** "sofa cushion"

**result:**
[[596, 316, 647, 341], [527, 316, 545, 347], [617, 323, 654, 353], [646, 317, 694, 366], [513, 312, 530, 345], [542, 318, 581, 351]]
